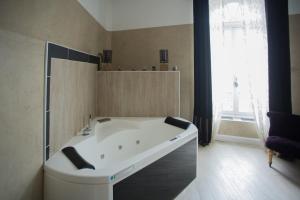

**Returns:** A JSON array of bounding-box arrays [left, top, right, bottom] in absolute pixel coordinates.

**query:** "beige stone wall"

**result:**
[[0, 0, 111, 199], [290, 14, 300, 115], [96, 71, 180, 117], [50, 59, 97, 157], [111, 24, 194, 120], [0, 29, 44, 200], [0, 0, 111, 54]]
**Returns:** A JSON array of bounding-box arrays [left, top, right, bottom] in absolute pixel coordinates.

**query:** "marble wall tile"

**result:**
[[0, 0, 111, 55], [0, 29, 44, 200], [111, 24, 194, 120], [0, 0, 110, 199], [50, 59, 97, 156], [96, 71, 180, 117]]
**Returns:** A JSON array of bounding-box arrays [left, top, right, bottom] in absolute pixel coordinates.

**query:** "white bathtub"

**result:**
[[44, 117, 198, 200]]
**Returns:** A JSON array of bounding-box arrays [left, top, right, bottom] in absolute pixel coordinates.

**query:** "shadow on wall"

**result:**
[[22, 167, 44, 200]]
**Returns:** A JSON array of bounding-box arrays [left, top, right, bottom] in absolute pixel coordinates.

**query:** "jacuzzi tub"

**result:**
[[44, 117, 198, 200]]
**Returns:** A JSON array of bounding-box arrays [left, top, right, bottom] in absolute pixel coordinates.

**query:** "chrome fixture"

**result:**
[[82, 114, 92, 136]]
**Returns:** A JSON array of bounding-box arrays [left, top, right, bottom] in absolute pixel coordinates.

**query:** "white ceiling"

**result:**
[[78, 0, 113, 31], [78, 0, 192, 31], [111, 0, 193, 31], [78, 0, 300, 31]]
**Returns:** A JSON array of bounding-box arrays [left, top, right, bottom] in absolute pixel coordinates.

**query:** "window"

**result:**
[[219, 0, 254, 119], [210, 0, 269, 137]]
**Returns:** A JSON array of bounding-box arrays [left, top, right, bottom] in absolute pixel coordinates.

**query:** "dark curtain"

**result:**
[[193, 0, 213, 146], [265, 0, 292, 113]]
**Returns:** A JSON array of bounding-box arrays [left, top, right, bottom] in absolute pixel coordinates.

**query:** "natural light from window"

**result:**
[[210, 0, 269, 139]]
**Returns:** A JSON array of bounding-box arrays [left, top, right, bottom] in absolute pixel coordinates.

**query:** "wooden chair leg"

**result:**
[[268, 149, 273, 167]]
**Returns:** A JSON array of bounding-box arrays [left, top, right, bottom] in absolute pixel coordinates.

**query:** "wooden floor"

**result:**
[[176, 141, 300, 200]]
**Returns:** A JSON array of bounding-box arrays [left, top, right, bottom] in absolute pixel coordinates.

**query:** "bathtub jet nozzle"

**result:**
[[82, 127, 92, 136]]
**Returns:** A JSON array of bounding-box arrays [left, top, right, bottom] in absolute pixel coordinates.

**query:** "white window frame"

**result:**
[[220, 1, 254, 120]]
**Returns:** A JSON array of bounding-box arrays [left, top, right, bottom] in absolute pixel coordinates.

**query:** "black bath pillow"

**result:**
[[62, 146, 95, 170], [164, 116, 191, 130]]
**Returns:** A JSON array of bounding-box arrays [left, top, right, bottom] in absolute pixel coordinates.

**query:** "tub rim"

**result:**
[[44, 117, 198, 185]]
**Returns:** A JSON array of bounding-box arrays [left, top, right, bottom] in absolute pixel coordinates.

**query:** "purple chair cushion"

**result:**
[[266, 136, 300, 158], [267, 112, 300, 141]]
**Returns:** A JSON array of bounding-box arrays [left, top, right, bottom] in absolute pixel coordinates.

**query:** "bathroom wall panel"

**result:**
[[112, 24, 194, 120], [290, 15, 300, 70], [0, 0, 112, 55], [289, 14, 300, 114], [0, 0, 110, 199], [97, 71, 180, 117], [291, 68, 300, 114], [50, 59, 97, 156], [0, 30, 44, 200]]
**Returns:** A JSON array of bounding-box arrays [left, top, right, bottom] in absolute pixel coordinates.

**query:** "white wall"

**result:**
[[111, 0, 193, 31], [78, 0, 112, 30], [289, 0, 300, 15]]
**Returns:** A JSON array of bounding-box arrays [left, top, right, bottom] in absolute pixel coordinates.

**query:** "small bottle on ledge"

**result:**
[[160, 63, 169, 71]]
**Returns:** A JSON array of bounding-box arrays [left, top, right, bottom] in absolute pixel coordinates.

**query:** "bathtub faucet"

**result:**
[[82, 114, 92, 136]]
